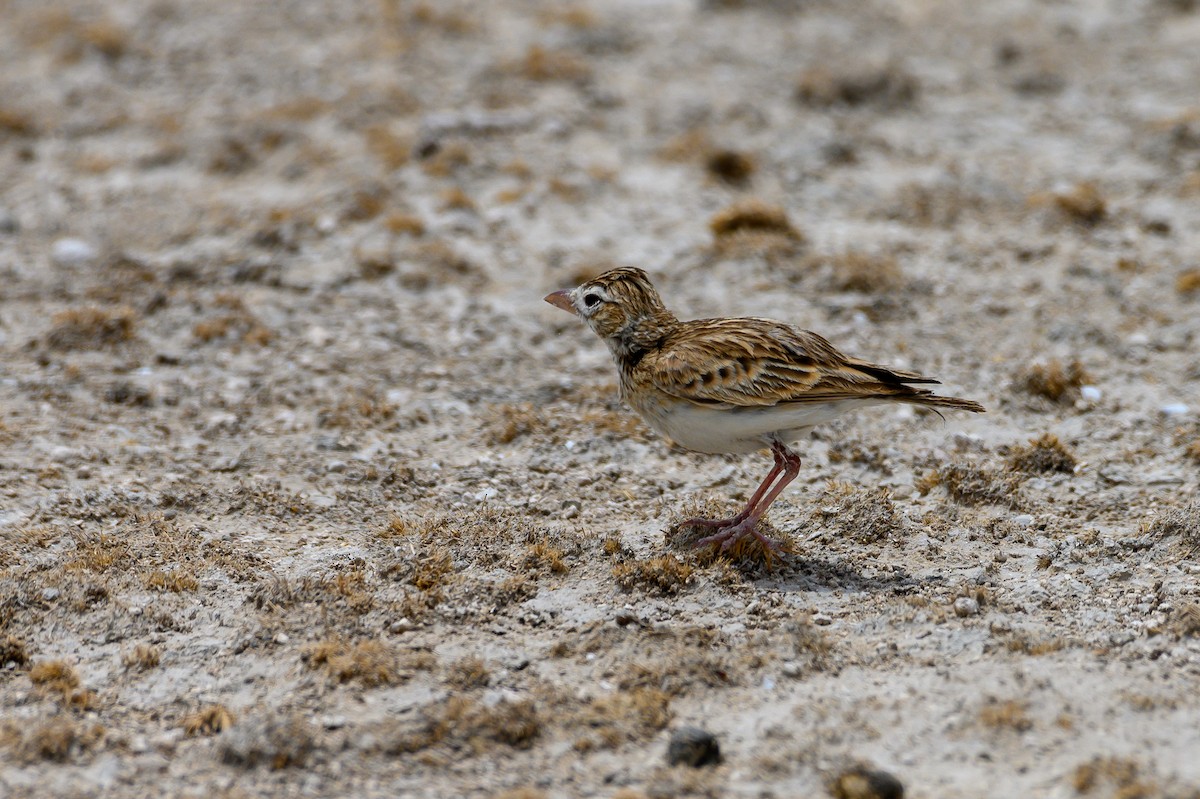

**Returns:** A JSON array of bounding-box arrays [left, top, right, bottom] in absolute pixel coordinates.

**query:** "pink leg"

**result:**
[[692, 441, 801, 553], [681, 447, 785, 529]]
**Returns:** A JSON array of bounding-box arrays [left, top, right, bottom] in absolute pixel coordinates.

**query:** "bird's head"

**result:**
[[544, 267, 676, 353]]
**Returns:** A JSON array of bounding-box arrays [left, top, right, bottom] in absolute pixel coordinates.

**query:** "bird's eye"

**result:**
[[583, 292, 602, 308]]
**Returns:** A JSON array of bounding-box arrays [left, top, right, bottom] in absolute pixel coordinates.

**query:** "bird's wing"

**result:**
[[647, 318, 939, 408]]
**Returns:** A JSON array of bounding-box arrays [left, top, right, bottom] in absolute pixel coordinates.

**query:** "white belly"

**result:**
[[628, 393, 874, 455]]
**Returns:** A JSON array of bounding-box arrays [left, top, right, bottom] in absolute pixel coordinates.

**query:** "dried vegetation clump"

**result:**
[[482, 393, 648, 447], [1006, 433, 1078, 474], [812, 482, 905, 543], [1016, 359, 1090, 403], [316, 387, 397, 430], [518, 45, 592, 82], [302, 638, 435, 687], [191, 294, 273, 346], [1071, 756, 1158, 797], [0, 634, 30, 667], [183, 704, 235, 736], [1175, 269, 1200, 295], [979, 698, 1033, 732], [45, 306, 137, 350], [795, 63, 919, 109], [1172, 603, 1200, 638], [446, 656, 491, 689], [612, 555, 695, 595], [218, 713, 316, 769], [122, 643, 161, 671], [17, 717, 105, 763], [1034, 181, 1107, 226], [523, 539, 570, 575], [571, 687, 672, 751], [824, 250, 905, 293], [387, 696, 542, 754], [709, 198, 804, 251], [1143, 502, 1199, 551], [916, 464, 1021, 508], [144, 568, 200, 592]]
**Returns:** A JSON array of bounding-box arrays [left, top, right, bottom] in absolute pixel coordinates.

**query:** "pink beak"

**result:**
[[544, 289, 577, 315]]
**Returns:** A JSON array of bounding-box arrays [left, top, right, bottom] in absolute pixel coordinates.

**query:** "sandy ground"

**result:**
[[2, 1, 1200, 797]]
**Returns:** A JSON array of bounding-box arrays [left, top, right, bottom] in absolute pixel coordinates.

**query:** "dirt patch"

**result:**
[[2, 1, 1199, 797]]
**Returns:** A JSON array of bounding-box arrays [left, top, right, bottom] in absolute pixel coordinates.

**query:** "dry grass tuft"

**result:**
[[123, 644, 161, 671], [390, 696, 542, 754], [1071, 756, 1156, 797], [384, 211, 425, 236], [0, 106, 37, 136], [826, 250, 904, 293], [219, 713, 315, 769], [1144, 502, 1200, 551], [519, 45, 592, 82], [613, 556, 695, 596], [709, 198, 806, 258], [1016, 360, 1090, 403], [303, 638, 435, 687], [572, 688, 672, 751], [1172, 603, 1200, 637], [795, 64, 919, 109], [305, 639, 395, 687], [446, 656, 491, 689], [1175, 269, 1200, 295], [812, 482, 905, 543], [979, 699, 1033, 732], [46, 306, 136, 350], [363, 123, 411, 170], [19, 717, 104, 762], [1039, 181, 1107, 226], [1006, 433, 1078, 474], [916, 465, 1021, 507], [29, 659, 80, 695], [523, 540, 569, 575], [144, 569, 200, 592], [183, 704, 235, 736], [1, 635, 30, 667], [316, 388, 396, 429], [710, 198, 801, 240]]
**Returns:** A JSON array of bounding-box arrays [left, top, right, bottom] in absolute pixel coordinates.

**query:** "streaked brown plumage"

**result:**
[[545, 267, 985, 552]]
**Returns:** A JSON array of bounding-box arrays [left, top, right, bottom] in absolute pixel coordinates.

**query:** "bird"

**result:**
[[544, 267, 985, 554]]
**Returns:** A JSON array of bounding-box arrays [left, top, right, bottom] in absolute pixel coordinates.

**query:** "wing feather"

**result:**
[[646, 318, 942, 408]]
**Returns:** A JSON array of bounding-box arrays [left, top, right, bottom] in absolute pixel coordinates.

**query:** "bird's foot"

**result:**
[[692, 519, 783, 554]]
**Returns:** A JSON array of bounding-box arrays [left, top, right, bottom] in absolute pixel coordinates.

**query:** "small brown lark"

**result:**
[[545, 267, 985, 553]]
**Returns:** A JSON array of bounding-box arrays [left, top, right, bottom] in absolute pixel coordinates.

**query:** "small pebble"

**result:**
[[954, 597, 981, 617], [1013, 514, 1035, 528], [1080, 385, 1102, 402], [667, 726, 721, 768], [813, 613, 833, 626], [389, 617, 417, 633], [1160, 403, 1189, 417], [41, 587, 61, 602], [832, 765, 905, 799], [274, 633, 290, 645], [781, 660, 804, 678], [51, 237, 99, 268]]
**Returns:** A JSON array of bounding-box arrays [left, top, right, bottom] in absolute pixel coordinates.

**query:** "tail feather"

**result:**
[[905, 391, 986, 414]]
